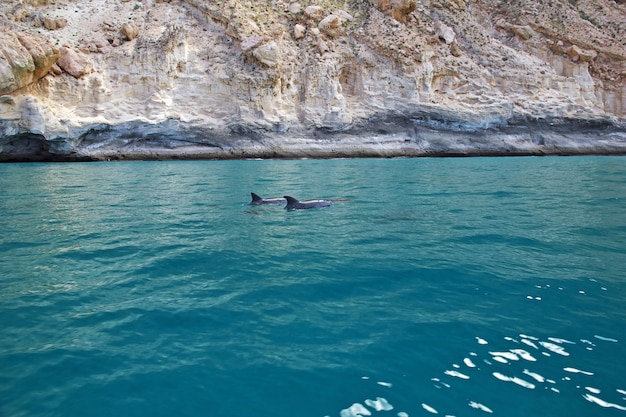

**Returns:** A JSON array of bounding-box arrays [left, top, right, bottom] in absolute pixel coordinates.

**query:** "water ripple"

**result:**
[[1, 157, 625, 417]]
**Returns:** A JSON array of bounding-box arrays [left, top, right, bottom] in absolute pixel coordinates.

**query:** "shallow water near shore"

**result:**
[[1, 156, 626, 417]]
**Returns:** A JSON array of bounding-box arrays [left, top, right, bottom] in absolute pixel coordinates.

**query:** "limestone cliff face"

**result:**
[[0, 0, 625, 160]]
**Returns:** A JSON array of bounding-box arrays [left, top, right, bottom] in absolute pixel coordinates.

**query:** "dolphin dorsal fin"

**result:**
[[251, 192, 262, 202], [284, 196, 299, 205]]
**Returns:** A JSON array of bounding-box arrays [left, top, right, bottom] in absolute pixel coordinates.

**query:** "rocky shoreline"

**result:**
[[2, 114, 625, 162]]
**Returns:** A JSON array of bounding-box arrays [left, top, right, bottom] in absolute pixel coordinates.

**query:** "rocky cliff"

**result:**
[[1, 0, 625, 161]]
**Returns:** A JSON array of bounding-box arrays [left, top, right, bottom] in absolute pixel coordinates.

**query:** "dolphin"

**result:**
[[284, 195, 333, 210], [249, 192, 287, 205]]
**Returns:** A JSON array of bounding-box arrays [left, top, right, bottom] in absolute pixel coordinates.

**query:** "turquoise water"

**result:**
[[1, 156, 625, 417]]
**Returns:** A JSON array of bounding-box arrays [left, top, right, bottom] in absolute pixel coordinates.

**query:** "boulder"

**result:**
[[304, 5, 325, 20], [252, 41, 280, 67], [318, 14, 342, 38], [42, 17, 68, 30], [120, 23, 139, 41], [376, 0, 416, 22], [56, 47, 91, 78], [293, 24, 306, 39]]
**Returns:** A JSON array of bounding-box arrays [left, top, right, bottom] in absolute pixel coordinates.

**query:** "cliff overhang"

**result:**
[[2, 113, 624, 162]]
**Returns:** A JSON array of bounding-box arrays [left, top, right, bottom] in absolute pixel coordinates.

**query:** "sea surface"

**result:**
[[1, 156, 625, 417]]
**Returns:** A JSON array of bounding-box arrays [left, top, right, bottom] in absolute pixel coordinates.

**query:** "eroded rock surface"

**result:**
[[0, 0, 625, 160], [0, 32, 58, 94]]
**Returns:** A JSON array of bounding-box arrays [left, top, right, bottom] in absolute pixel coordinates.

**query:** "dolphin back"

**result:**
[[284, 195, 332, 210]]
